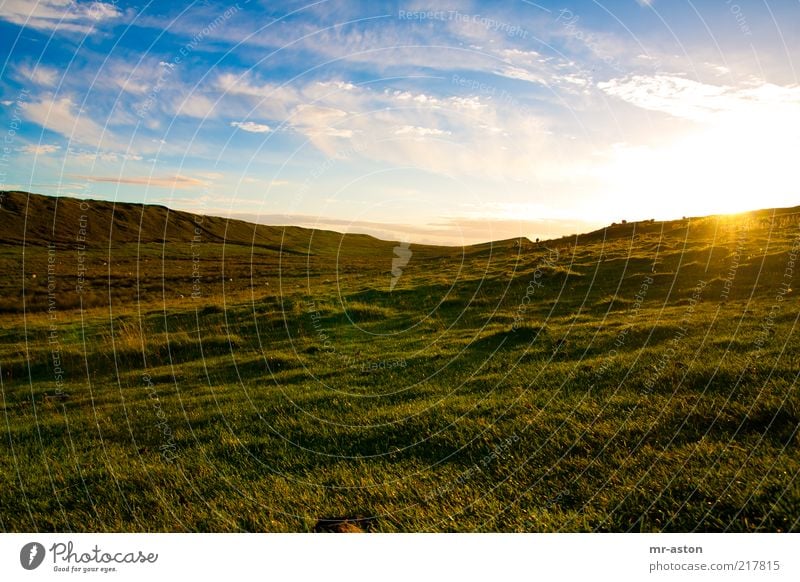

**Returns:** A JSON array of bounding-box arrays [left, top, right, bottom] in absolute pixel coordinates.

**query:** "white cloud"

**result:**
[[555, 74, 590, 87], [23, 94, 121, 150], [114, 77, 150, 95], [587, 75, 800, 221], [216, 72, 302, 119], [598, 75, 730, 121], [448, 96, 485, 110], [67, 149, 143, 162], [705, 62, 731, 77], [290, 104, 350, 137], [175, 94, 218, 119], [391, 90, 442, 105], [18, 64, 60, 86], [495, 66, 549, 86], [72, 174, 209, 190], [19, 144, 61, 155], [242, 177, 291, 187], [0, 0, 122, 34], [230, 121, 272, 133], [316, 80, 357, 92], [598, 75, 800, 122], [321, 128, 354, 138], [214, 72, 566, 183], [394, 125, 451, 137], [198, 172, 224, 181]]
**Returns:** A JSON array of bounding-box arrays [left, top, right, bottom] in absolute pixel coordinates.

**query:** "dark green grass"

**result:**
[[0, 191, 799, 531]]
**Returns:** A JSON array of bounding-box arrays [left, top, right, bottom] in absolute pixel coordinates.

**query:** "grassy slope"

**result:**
[[0, 190, 798, 532]]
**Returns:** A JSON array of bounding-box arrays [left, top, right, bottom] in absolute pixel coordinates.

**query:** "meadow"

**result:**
[[0, 190, 798, 532]]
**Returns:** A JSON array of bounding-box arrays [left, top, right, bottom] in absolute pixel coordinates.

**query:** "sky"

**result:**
[[0, 0, 798, 245]]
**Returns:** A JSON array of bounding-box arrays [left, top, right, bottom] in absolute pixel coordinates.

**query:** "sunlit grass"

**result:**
[[1, 199, 798, 532]]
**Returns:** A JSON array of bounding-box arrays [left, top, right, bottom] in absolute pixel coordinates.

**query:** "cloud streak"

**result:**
[[0, 0, 121, 33], [20, 144, 62, 155], [231, 121, 272, 133], [598, 75, 800, 122], [71, 174, 209, 190]]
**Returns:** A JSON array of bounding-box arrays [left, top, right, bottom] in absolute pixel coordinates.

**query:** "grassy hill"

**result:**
[[0, 189, 388, 250], [0, 190, 798, 532]]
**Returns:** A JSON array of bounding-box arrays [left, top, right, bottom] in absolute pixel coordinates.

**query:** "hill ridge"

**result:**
[[1, 190, 798, 252]]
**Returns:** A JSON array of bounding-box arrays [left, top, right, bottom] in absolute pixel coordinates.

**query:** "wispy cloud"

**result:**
[[598, 75, 800, 122], [230, 121, 272, 133], [4, 1, 799, 242], [239, 178, 292, 188], [219, 211, 597, 246], [172, 94, 217, 119], [18, 64, 60, 87], [71, 174, 209, 190], [23, 95, 121, 150], [19, 144, 61, 155], [394, 125, 451, 137], [0, 0, 122, 34], [215, 72, 302, 119], [67, 149, 143, 163]]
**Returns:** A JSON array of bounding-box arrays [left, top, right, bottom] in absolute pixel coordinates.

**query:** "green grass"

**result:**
[[0, 191, 798, 532]]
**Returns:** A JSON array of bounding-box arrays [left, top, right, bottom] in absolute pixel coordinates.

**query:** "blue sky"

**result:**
[[1, 0, 798, 244]]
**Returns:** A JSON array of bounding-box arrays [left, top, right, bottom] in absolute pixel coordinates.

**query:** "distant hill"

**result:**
[[2, 190, 799, 314], [2, 190, 797, 253], [551, 205, 800, 247], [0, 190, 393, 257]]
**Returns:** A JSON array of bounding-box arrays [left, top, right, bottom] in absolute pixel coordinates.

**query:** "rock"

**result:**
[[312, 515, 376, 533]]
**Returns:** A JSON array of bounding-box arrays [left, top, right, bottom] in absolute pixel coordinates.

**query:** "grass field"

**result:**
[[0, 190, 798, 532]]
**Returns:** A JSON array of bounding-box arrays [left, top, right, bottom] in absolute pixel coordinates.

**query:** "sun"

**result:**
[[597, 112, 799, 222]]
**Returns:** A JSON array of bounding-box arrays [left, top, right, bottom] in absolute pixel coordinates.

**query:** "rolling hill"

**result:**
[[0, 190, 798, 532]]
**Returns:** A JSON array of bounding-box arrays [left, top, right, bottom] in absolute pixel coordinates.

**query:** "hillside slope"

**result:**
[[0, 191, 798, 532], [0, 190, 798, 314], [0, 190, 395, 256]]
